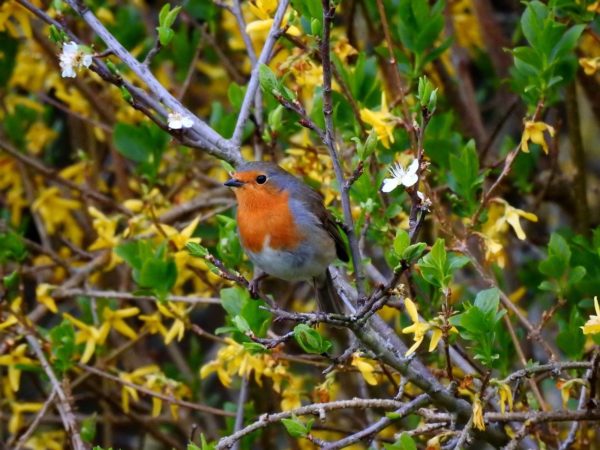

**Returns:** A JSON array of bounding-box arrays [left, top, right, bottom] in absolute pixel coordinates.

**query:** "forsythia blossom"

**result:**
[[521, 121, 555, 154], [381, 159, 419, 193], [579, 57, 600, 76], [581, 296, 600, 335], [167, 112, 194, 129], [59, 41, 92, 78]]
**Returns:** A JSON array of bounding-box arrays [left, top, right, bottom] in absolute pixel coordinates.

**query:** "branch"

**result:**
[[216, 398, 406, 449], [230, 0, 289, 147], [320, 394, 430, 450], [321, 0, 366, 297], [19, 0, 244, 165], [51, 288, 221, 305], [78, 364, 235, 417], [24, 333, 86, 450]]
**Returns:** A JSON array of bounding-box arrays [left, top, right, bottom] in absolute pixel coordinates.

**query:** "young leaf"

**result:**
[[281, 415, 313, 438], [293, 324, 332, 354], [258, 64, 279, 95]]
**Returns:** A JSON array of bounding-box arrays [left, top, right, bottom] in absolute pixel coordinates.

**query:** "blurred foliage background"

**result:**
[[0, 0, 600, 449]]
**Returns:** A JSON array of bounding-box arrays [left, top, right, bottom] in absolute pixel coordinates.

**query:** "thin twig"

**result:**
[[321, 0, 365, 297], [24, 333, 86, 450], [230, 0, 288, 147]]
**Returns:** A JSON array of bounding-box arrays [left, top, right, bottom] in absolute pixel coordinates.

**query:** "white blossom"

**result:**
[[381, 159, 419, 193], [167, 112, 194, 130], [59, 41, 92, 78]]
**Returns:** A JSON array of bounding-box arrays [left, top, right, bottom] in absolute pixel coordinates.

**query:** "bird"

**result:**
[[224, 161, 349, 314]]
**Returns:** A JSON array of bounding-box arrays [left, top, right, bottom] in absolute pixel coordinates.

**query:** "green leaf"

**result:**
[[0, 33, 18, 86], [0, 230, 27, 263], [116, 240, 177, 300], [113, 122, 169, 181], [220, 287, 272, 338], [383, 432, 417, 450], [159, 3, 171, 24], [418, 239, 450, 290], [258, 64, 279, 95], [551, 24, 584, 61], [232, 315, 251, 334], [448, 140, 482, 214], [393, 229, 410, 255], [157, 26, 175, 46], [49, 320, 76, 375], [81, 413, 97, 443], [474, 288, 500, 317], [539, 233, 570, 278], [186, 242, 209, 258], [402, 242, 426, 263], [228, 83, 246, 110], [281, 415, 313, 438], [293, 324, 332, 354], [187, 434, 215, 450], [164, 5, 182, 28]]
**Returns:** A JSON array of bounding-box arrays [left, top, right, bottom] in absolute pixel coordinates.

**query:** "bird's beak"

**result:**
[[224, 178, 245, 188]]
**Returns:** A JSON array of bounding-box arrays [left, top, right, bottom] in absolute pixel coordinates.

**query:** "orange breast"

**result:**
[[235, 186, 302, 253]]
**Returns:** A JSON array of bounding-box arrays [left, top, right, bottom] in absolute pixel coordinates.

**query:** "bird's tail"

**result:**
[[314, 268, 345, 314]]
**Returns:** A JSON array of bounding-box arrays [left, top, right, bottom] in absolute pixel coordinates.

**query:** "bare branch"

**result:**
[[230, 0, 289, 147]]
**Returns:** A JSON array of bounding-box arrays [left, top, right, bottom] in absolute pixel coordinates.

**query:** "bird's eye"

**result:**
[[256, 175, 267, 184]]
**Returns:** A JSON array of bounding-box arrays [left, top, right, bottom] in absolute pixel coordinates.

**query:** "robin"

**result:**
[[224, 161, 349, 313]]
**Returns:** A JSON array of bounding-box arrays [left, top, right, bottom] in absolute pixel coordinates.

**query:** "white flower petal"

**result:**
[[401, 172, 418, 187], [381, 178, 401, 193], [407, 158, 419, 175], [82, 54, 93, 68], [61, 67, 76, 78]]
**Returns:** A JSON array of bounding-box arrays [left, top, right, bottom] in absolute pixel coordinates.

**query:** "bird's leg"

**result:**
[[248, 269, 268, 299]]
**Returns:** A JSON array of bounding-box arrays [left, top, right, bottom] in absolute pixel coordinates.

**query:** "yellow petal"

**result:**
[[428, 328, 443, 352], [404, 298, 419, 322]]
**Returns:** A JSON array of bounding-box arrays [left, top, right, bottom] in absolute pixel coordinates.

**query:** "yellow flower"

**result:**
[[401, 298, 443, 355], [0, 0, 40, 38], [579, 57, 600, 76], [280, 376, 303, 411], [351, 353, 379, 385], [120, 365, 160, 413], [521, 121, 555, 154], [157, 216, 200, 251], [63, 313, 101, 364], [88, 206, 120, 251], [25, 121, 57, 154], [24, 430, 66, 450], [581, 297, 600, 335], [123, 198, 144, 213], [246, 0, 300, 37], [0, 344, 36, 391], [98, 306, 140, 344], [483, 199, 538, 242], [588, 1, 600, 13], [496, 382, 513, 414], [36, 283, 58, 313], [451, 0, 483, 49], [8, 402, 43, 434], [140, 311, 168, 336], [333, 37, 358, 62], [157, 302, 187, 344], [360, 93, 398, 149], [472, 397, 485, 431], [200, 338, 270, 388], [0, 156, 27, 225], [32, 186, 83, 245], [557, 378, 587, 407]]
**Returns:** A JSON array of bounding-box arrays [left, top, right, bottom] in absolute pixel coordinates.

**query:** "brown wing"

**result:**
[[318, 209, 350, 263]]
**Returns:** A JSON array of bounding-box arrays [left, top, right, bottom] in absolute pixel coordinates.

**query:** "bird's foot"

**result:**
[[248, 272, 268, 299]]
